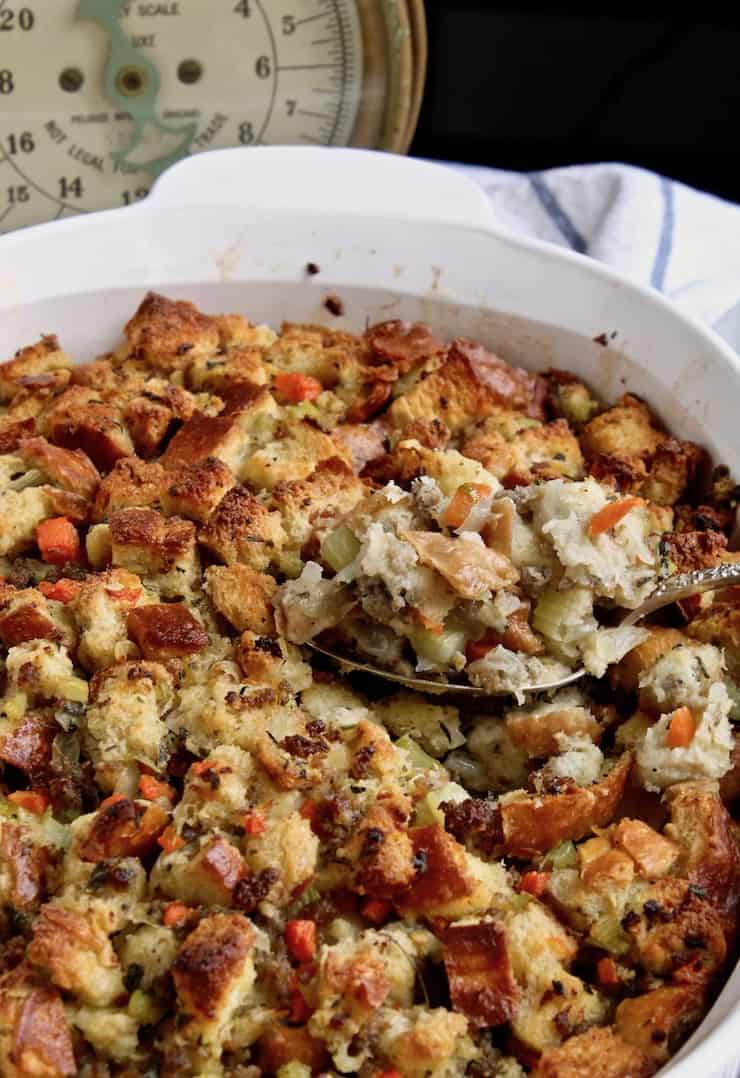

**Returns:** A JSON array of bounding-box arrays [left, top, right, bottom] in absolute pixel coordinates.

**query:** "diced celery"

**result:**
[[588, 914, 630, 955], [127, 989, 164, 1025], [396, 733, 444, 773], [321, 524, 361, 572], [277, 550, 304, 579], [533, 586, 591, 639], [277, 1065, 312, 1078], [1, 693, 27, 723], [544, 840, 577, 870], [407, 626, 466, 667], [414, 781, 469, 826], [57, 677, 89, 705], [8, 468, 44, 491]]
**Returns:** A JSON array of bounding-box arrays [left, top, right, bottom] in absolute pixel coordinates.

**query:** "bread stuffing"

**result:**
[[0, 294, 737, 1077]]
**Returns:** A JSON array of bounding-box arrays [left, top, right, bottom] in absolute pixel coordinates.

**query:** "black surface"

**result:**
[[410, 4, 740, 202]]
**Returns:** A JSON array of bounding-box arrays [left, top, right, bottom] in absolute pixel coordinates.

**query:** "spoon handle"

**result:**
[[622, 562, 740, 626]]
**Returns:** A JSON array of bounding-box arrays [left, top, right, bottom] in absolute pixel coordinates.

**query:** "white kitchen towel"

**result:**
[[451, 161, 740, 337]]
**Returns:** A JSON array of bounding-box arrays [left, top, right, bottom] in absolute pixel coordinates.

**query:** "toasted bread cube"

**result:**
[[158, 837, 246, 906], [187, 346, 268, 393], [500, 754, 632, 858], [40, 386, 134, 471], [0, 967, 76, 1078], [123, 292, 220, 373], [19, 436, 100, 499], [242, 811, 318, 905], [241, 421, 348, 490], [0, 822, 50, 909], [85, 660, 173, 788], [0, 486, 54, 558], [625, 878, 726, 977], [127, 603, 209, 661], [92, 457, 168, 522], [27, 904, 124, 1007], [532, 1027, 654, 1078], [688, 600, 740, 679], [269, 458, 367, 550], [664, 780, 740, 912], [160, 388, 278, 473], [580, 394, 663, 459], [124, 378, 198, 458], [381, 1009, 476, 1078], [443, 920, 520, 1027], [78, 797, 168, 862], [74, 568, 149, 671], [395, 825, 475, 915], [505, 699, 601, 759], [641, 438, 706, 506], [0, 335, 71, 403], [0, 416, 36, 453], [615, 986, 704, 1064], [109, 508, 199, 595], [0, 711, 56, 778], [172, 913, 255, 1036], [161, 457, 235, 524], [611, 819, 678, 878], [609, 627, 689, 693], [234, 630, 312, 690], [205, 564, 276, 633], [339, 803, 415, 898], [198, 486, 285, 571], [0, 588, 72, 648]]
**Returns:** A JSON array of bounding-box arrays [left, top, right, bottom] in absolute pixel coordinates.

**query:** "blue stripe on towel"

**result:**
[[528, 173, 588, 253], [651, 176, 675, 291]]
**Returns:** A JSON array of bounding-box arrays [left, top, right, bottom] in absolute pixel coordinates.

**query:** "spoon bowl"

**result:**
[[307, 563, 740, 698]]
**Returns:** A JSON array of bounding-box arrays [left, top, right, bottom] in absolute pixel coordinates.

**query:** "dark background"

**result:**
[[409, 3, 740, 202]]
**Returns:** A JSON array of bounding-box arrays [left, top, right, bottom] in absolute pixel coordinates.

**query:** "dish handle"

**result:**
[[148, 146, 494, 227]]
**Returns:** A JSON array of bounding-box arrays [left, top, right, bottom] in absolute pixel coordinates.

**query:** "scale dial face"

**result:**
[[0, 0, 407, 231]]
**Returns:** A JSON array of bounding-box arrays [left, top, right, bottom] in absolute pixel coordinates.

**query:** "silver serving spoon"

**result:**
[[308, 563, 740, 697]]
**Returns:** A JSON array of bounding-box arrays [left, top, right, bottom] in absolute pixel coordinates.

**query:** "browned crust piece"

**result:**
[[664, 780, 740, 914], [443, 920, 520, 1028], [127, 603, 209, 661], [78, 798, 168, 862], [91, 457, 168, 522], [531, 1026, 655, 1078], [0, 966, 76, 1077], [124, 292, 220, 373], [614, 986, 705, 1064], [500, 754, 632, 858], [40, 386, 134, 472], [172, 912, 254, 1022], [204, 564, 276, 634], [19, 437, 100, 500], [161, 457, 236, 524], [0, 336, 71, 403]]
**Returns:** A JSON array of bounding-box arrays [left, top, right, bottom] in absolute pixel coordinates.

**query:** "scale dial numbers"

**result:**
[[0, 0, 381, 229]]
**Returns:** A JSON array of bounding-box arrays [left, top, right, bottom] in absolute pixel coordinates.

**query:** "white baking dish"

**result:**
[[1, 146, 738, 1076]]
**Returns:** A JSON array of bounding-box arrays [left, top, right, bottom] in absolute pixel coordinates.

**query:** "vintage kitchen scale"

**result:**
[[0, 0, 427, 230]]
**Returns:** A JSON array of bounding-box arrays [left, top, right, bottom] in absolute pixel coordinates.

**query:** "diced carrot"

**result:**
[[441, 483, 492, 530], [587, 496, 645, 538], [361, 897, 393, 926], [274, 371, 323, 403], [285, 919, 317, 963], [289, 983, 312, 1023], [243, 811, 267, 836], [105, 586, 142, 603], [191, 758, 216, 776], [7, 790, 48, 815], [666, 706, 696, 749], [299, 800, 319, 828], [157, 825, 184, 853], [38, 578, 81, 603], [36, 517, 82, 566], [99, 793, 127, 810], [518, 870, 550, 897], [596, 956, 621, 987], [163, 902, 192, 928], [466, 632, 496, 662], [138, 775, 176, 803], [411, 607, 444, 635]]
